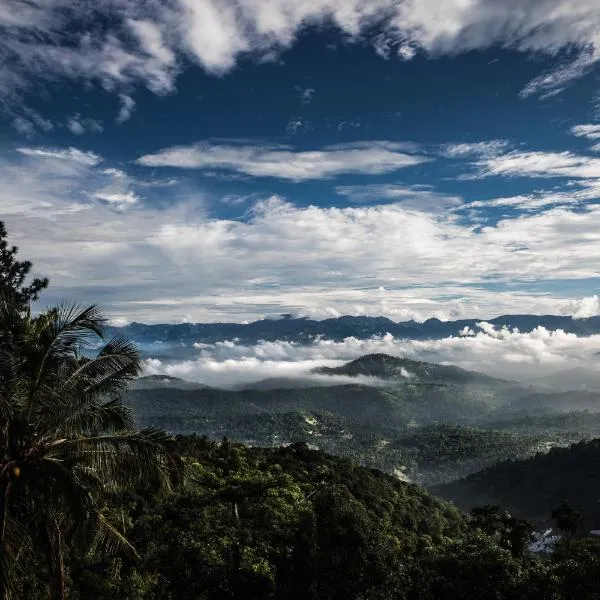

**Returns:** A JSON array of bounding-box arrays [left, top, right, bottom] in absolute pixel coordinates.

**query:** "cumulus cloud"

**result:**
[[3, 0, 600, 110], [136, 141, 430, 181], [5, 142, 600, 325], [142, 324, 600, 386], [570, 295, 600, 319]]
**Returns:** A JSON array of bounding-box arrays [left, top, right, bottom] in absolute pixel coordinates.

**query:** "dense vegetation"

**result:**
[[435, 438, 600, 531], [126, 372, 600, 485], [10, 435, 600, 600]]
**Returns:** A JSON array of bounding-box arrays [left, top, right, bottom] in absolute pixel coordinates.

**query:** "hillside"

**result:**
[[54, 436, 560, 600], [510, 390, 600, 414], [312, 353, 504, 385], [37, 436, 600, 600], [130, 374, 209, 390], [126, 354, 600, 485], [525, 367, 600, 393], [434, 438, 600, 529]]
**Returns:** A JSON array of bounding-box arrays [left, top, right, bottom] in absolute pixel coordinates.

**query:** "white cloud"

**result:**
[[67, 114, 103, 135], [9, 109, 54, 136], [460, 179, 600, 211], [5, 142, 600, 324], [335, 183, 462, 210], [3, 0, 600, 107], [285, 117, 308, 135], [93, 191, 139, 207], [136, 141, 430, 181], [16, 146, 102, 166], [520, 47, 600, 99], [570, 295, 600, 319], [142, 324, 600, 386], [473, 150, 600, 179], [442, 140, 511, 158], [116, 93, 136, 123], [570, 124, 600, 140], [67, 118, 85, 135], [12, 117, 35, 137], [295, 86, 315, 104]]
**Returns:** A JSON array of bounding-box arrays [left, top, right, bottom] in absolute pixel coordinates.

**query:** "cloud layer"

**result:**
[[136, 141, 429, 181], [4, 0, 600, 110], [3, 142, 600, 324], [143, 323, 600, 387]]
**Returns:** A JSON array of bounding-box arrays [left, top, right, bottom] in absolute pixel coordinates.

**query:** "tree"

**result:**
[[552, 502, 581, 539], [0, 222, 48, 308], [470, 505, 534, 558], [0, 295, 183, 599]]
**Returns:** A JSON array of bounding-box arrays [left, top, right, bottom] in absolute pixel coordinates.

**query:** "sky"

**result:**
[[3, 0, 600, 325]]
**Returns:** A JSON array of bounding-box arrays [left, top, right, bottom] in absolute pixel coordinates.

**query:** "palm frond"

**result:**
[[58, 337, 140, 399], [57, 398, 135, 438], [87, 509, 137, 559], [44, 428, 184, 490], [36, 337, 141, 436]]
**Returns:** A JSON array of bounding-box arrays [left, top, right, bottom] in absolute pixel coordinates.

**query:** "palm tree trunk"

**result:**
[[49, 517, 67, 600], [0, 480, 13, 600]]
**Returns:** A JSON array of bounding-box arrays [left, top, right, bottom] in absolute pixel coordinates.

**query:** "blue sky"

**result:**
[[2, 0, 600, 324]]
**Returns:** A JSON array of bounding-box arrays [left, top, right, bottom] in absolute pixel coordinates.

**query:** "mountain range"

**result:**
[[108, 313, 600, 347]]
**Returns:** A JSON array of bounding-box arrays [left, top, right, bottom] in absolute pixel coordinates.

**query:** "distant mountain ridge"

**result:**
[[108, 313, 600, 345]]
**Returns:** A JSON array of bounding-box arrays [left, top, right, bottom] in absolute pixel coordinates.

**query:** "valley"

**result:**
[[127, 353, 600, 487]]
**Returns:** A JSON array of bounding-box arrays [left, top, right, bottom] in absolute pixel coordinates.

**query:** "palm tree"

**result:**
[[0, 293, 183, 599]]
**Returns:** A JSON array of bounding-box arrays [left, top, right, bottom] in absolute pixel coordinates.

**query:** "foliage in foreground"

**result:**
[[0, 296, 182, 599], [11, 435, 600, 600]]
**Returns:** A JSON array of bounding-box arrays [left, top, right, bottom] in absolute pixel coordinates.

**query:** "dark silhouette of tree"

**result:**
[[471, 505, 534, 558], [0, 222, 48, 309], [552, 501, 581, 539]]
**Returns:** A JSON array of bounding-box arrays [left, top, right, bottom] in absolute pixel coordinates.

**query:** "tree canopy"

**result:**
[[0, 222, 48, 308]]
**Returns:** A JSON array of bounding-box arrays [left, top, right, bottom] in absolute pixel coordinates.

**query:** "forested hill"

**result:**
[[434, 438, 600, 530], [50, 437, 470, 600], [46, 436, 600, 600], [107, 313, 600, 344], [312, 353, 503, 384]]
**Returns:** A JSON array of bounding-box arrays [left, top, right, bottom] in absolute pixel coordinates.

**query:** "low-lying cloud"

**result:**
[[142, 323, 600, 387]]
